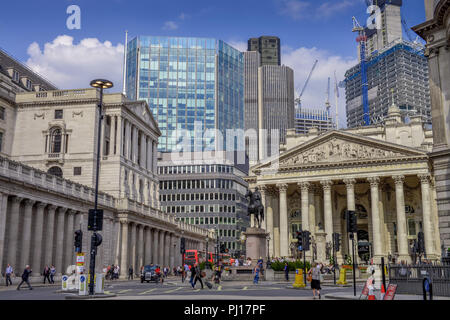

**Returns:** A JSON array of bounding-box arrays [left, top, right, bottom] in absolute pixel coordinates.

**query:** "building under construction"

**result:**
[[294, 108, 334, 134], [345, 39, 430, 128]]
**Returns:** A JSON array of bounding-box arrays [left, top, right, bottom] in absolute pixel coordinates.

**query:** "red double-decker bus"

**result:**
[[183, 250, 234, 266]]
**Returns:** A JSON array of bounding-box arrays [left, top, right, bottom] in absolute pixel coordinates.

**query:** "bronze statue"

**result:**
[[245, 187, 264, 229]]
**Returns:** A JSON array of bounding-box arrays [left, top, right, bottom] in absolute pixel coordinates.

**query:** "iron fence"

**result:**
[[389, 263, 450, 297]]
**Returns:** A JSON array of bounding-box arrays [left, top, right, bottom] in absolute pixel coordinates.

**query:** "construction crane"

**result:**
[[325, 77, 331, 116], [295, 59, 318, 110], [334, 71, 340, 129], [352, 16, 370, 126]]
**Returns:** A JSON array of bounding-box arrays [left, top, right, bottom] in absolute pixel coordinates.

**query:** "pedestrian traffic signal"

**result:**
[[302, 231, 311, 251], [333, 232, 341, 252], [74, 229, 83, 252], [92, 232, 102, 247], [418, 232, 425, 254], [346, 210, 357, 233], [180, 237, 186, 254]]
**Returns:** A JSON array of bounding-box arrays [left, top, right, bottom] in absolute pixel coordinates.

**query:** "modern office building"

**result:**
[[125, 36, 244, 153], [294, 107, 334, 135], [345, 39, 431, 128], [157, 151, 249, 256], [248, 36, 281, 66]]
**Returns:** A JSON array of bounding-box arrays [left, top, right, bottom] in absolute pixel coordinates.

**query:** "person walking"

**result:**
[[113, 265, 119, 280], [5, 264, 13, 286], [253, 264, 260, 284], [192, 263, 204, 289], [284, 262, 289, 281], [308, 262, 322, 299], [189, 264, 196, 287], [43, 266, 51, 284], [128, 266, 133, 280], [17, 265, 33, 290], [50, 265, 56, 284], [182, 263, 189, 283]]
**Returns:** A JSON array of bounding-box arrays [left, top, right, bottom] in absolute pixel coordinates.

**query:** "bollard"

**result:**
[[337, 268, 348, 285], [61, 275, 69, 291], [293, 269, 306, 288], [78, 274, 88, 296]]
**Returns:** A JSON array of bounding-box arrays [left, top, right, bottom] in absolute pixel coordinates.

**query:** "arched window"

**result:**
[[49, 127, 62, 153], [48, 166, 63, 178]]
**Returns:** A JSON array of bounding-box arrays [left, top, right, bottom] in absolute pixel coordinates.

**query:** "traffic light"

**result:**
[[74, 230, 83, 252], [180, 237, 186, 254], [333, 232, 341, 252], [296, 231, 303, 250], [347, 210, 357, 233], [302, 231, 311, 251], [417, 232, 425, 254], [92, 232, 102, 247], [220, 243, 226, 253]]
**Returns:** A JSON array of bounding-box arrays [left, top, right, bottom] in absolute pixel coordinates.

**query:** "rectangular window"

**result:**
[[0, 132, 3, 152], [55, 109, 63, 119], [0, 107, 5, 120], [73, 167, 82, 175]]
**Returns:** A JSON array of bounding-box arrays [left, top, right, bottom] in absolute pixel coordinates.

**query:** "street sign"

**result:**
[[383, 284, 397, 300], [76, 253, 85, 265], [298, 246, 302, 251], [88, 209, 103, 231]]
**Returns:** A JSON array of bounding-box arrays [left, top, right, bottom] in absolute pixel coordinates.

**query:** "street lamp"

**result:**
[[88, 79, 113, 295], [266, 235, 271, 265], [205, 236, 209, 269]]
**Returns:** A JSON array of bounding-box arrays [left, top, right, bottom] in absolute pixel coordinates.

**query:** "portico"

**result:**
[[247, 129, 442, 263]]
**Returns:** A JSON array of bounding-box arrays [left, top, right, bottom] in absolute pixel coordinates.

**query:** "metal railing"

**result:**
[[389, 263, 450, 297]]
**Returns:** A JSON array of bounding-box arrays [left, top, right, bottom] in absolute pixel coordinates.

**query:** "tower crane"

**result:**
[[295, 59, 318, 110], [325, 77, 331, 117], [352, 16, 370, 126]]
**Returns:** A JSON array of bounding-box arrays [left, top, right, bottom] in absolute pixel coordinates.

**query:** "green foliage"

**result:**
[[199, 261, 214, 270], [345, 255, 352, 265], [270, 260, 311, 272], [329, 256, 335, 266]]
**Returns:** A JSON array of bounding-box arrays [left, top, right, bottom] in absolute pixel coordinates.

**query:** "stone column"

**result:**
[[0, 192, 9, 271], [159, 231, 165, 266], [260, 186, 267, 230], [419, 174, 435, 258], [266, 192, 274, 257], [140, 133, 146, 168], [164, 232, 170, 267], [21, 199, 35, 268], [120, 221, 129, 279], [393, 175, 410, 262], [55, 207, 67, 275], [144, 227, 151, 265], [32, 203, 47, 272], [368, 177, 383, 261], [308, 186, 316, 235], [7, 197, 22, 270], [299, 182, 310, 232], [153, 229, 159, 265], [133, 127, 139, 164], [277, 184, 289, 257], [64, 210, 75, 270], [169, 234, 175, 268], [44, 205, 57, 268], [137, 225, 144, 272], [130, 223, 137, 272], [320, 180, 333, 243], [343, 178, 356, 260], [314, 188, 323, 231]]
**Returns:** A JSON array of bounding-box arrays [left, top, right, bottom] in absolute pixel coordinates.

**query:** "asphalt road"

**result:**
[[0, 278, 364, 300]]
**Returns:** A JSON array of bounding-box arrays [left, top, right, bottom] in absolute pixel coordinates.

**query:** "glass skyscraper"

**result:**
[[125, 36, 244, 153]]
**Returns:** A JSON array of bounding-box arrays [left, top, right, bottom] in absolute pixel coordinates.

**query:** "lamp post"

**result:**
[[88, 79, 113, 295], [205, 236, 209, 269], [266, 235, 271, 266]]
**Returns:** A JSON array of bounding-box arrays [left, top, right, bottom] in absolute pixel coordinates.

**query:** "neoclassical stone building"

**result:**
[[246, 104, 442, 264], [413, 0, 450, 251], [0, 87, 212, 280]]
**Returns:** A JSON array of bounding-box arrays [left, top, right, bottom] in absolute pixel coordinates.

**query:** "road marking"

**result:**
[[104, 290, 112, 294], [217, 285, 222, 291], [193, 289, 201, 292], [242, 286, 248, 290], [163, 287, 183, 294], [117, 289, 131, 294], [139, 288, 157, 295]]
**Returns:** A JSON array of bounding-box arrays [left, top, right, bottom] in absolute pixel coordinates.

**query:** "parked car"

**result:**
[[140, 265, 163, 283]]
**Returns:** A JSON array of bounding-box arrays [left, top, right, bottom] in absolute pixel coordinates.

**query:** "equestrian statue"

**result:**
[[245, 187, 264, 229]]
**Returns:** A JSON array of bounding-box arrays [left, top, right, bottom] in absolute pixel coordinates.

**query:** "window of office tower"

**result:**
[[127, 36, 244, 153]]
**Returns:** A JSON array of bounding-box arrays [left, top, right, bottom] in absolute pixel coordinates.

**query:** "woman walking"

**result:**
[[253, 263, 260, 284], [308, 262, 323, 299]]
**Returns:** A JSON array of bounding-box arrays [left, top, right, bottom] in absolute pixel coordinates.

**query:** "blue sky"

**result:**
[[0, 0, 426, 127]]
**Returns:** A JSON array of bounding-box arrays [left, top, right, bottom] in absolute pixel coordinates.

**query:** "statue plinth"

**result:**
[[244, 228, 268, 263]]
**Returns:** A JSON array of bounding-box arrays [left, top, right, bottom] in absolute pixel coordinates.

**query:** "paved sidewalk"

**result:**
[[324, 292, 450, 300]]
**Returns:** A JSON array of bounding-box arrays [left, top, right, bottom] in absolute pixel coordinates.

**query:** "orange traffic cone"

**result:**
[[380, 284, 386, 300], [368, 294, 376, 300]]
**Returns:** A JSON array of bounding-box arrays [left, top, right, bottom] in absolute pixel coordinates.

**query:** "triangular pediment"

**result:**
[[254, 130, 428, 170]]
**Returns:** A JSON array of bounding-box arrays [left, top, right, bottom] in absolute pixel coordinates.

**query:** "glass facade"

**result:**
[[126, 36, 244, 152]]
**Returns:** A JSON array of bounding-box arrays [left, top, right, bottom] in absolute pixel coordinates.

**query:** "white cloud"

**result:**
[[317, 0, 358, 17], [277, 0, 311, 20], [179, 13, 189, 20], [277, 0, 359, 20], [162, 21, 179, 31], [26, 35, 124, 91], [227, 40, 247, 52], [282, 46, 358, 129]]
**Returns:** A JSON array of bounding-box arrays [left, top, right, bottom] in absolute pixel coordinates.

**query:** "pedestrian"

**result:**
[[189, 264, 196, 286], [182, 262, 190, 283], [5, 264, 13, 286], [253, 264, 260, 284], [17, 265, 33, 290], [192, 263, 204, 289], [163, 266, 168, 278], [114, 265, 120, 280], [128, 266, 133, 280], [43, 265, 51, 284], [50, 265, 56, 283], [284, 262, 289, 281], [308, 262, 322, 299]]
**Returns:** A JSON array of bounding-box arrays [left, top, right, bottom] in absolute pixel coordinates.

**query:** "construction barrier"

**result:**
[[293, 269, 306, 288], [337, 268, 348, 285]]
